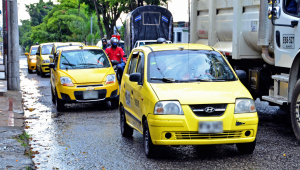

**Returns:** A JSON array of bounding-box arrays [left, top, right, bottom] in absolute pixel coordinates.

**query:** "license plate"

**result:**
[[198, 121, 223, 134], [282, 34, 295, 49], [83, 91, 98, 99]]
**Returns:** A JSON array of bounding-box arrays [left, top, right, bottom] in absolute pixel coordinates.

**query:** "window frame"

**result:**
[[282, 0, 300, 18]]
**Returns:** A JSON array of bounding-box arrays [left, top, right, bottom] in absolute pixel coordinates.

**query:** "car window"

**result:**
[[148, 50, 236, 83], [55, 52, 60, 70], [127, 51, 140, 74], [30, 47, 38, 55], [41, 45, 53, 55], [59, 50, 110, 70], [136, 52, 145, 83], [37, 46, 40, 54], [284, 0, 300, 16]]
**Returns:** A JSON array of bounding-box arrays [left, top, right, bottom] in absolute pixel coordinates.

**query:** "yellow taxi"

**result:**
[[119, 44, 258, 157], [49, 42, 85, 63], [49, 45, 119, 111], [36, 42, 54, 77], [25, 45, 38, 73]]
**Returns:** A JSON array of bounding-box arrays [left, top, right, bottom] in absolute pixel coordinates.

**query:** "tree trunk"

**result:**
[[93, 0, 104, 38]]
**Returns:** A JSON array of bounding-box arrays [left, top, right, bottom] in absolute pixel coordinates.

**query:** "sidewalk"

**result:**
[[0, 52, 34, 169]]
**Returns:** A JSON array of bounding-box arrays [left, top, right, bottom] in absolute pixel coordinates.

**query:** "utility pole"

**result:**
[[188, 0, 190, 43], [6, 0, 20, 90], [91, 14, 93, 45]]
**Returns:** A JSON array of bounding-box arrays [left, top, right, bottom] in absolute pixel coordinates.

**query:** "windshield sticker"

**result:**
[[135, 15, 141, 22], [125, 90, 131, 107], [162, 15, 168, 23]]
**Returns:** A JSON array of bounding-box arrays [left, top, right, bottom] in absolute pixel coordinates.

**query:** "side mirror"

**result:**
[[129, 73, 141, 83], [25, 52, 28, 56], [36, 52, 40, 55], [49, 55, 54, 59], [235, 70, 246, 79], [111, 60, 119, 66], [49, 63, 55, 69]]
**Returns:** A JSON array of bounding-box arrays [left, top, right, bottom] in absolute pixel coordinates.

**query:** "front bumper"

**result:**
[[28, 60, 37, 70], [147, 104, 258, 145], [57, 82, 119, 103]]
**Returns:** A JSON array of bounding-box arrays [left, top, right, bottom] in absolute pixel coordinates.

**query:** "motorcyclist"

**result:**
[[105, 37, 127, 83], [157, 37, 167, 44], [102, 38, 108, 50]]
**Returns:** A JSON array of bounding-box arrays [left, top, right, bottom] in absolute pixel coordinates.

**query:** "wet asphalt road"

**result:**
[[19, 54, 300, 169]]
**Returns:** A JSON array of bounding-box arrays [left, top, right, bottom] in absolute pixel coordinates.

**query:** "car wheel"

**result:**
[[120, 105, 133, 137], [290, 80, 300, 141], [28, 67, 33, 74], [236, 140, 256, 154], [117, 70, 122, 85], [51, 86, 55, 104], [111, 99, 119, 109], [55, 90, 64, 112], [143, 119, 155, 158], [41, 70, 46, 77], [36, 67, 40, 75]]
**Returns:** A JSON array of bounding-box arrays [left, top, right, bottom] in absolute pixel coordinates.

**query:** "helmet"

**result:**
[[36, 42, 39, 45], [157, 38, 166, 44], [111, 37, 119, 48], [102, 38, 107, 43]]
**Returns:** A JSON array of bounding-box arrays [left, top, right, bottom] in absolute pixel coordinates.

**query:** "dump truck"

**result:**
[[190, 0, 300, 141], [124, 5, 173, 56]]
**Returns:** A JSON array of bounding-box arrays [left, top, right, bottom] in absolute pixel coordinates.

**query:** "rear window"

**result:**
[[30, 47, 38, 55], [42, 45, 53, 55]]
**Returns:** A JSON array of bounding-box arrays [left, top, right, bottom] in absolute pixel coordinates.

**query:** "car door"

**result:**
[[51, 51, 60, 92], [130, 51, 145, 132], [122, 50, 141, 130], [36, 46, 41, 71]]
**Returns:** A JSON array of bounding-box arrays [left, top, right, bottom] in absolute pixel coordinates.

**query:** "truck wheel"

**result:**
[[143, 119, 156, 158], [290, 80, 300, 141], [236, 140, 256, 154], [120, 106, 133, 137]]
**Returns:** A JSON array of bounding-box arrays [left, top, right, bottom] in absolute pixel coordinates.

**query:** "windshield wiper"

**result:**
[[79, 63, 98, 65], [196, 79, 225, 82], [151, 77, 176, 83], [62, 63, 76, 67]]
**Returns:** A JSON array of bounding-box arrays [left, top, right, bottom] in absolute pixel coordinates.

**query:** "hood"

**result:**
[[150, 81, 252, 105], [60, 67, 113, 84]]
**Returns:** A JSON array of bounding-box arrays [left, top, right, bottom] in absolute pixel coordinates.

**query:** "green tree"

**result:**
[[26, 0, 55, 26]]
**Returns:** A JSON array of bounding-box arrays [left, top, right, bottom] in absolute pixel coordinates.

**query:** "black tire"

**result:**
[[55, 90, 64, 112], [290, 79, 300, 141], [28, 67, 33, 74], [111, 99, 119, 109], [236, 140, 256, 154], [36, 67, 40, 75], [120, 106, 133, 137], [51, 86, 55, 104], [41, 70, 46, 77], [143, 119, 155, 158]]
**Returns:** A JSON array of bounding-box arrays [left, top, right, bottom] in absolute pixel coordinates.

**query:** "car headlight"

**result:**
[[42, 59, 50, 63], [106, 74, 116, 84], [30, 59, 36, 63], [60, 77, 74, 86], [154, 101, 184, 115], [234, 99, 256, 114]]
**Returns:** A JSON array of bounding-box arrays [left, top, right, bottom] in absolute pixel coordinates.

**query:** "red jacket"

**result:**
[[105, 47, 126, 62]]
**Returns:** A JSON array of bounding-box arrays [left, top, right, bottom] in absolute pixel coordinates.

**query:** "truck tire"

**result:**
[[120, 106, 133, 137], [236, 140, 256, 154], [290, 80, 300, 141]]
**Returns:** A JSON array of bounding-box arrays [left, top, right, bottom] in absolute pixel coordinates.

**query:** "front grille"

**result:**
[[76, 84, 103, 88], [175, 131, 242, 140], [31, 66, 35, 69], [74, 89, 107, 100], [42, 65, 48, 67], [45, 68, 50, 70], [190, 104, 227, 117]]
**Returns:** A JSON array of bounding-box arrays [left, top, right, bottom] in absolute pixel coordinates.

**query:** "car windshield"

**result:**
[[59, 50, 111, 70], [42, 45, 53, 55], [148, 50, 237, 83], [30, 47, 38, 55]]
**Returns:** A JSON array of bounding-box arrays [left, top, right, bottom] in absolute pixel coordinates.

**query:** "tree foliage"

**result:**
[[26, 0, 55, 26]]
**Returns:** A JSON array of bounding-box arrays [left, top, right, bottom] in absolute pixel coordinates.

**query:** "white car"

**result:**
[[133, 40, 172, 48]]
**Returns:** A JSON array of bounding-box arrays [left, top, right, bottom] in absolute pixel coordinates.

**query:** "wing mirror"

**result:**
[[129, 73, 142, 84], [235, 70, 246, 79], [49, 63, 55, 69], [49, 55, 54, 59], [111, 60, 119, 66], [25, 52, 28, 56], [36, 52, 40, 55]]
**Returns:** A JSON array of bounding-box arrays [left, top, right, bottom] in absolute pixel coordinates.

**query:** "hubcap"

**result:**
[[295, 94, 300, 127]]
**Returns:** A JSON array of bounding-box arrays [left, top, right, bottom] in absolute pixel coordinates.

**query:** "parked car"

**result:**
[[36, 43, 54, 77], [49, 45, 119, 111], [25, 45, 38, 73], [49, 42, 85, 63], [119, 44, 258, 157]]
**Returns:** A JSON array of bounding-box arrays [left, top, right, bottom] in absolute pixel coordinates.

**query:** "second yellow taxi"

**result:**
[[25, 45, 38, 73], [49, 45, 119, 111]]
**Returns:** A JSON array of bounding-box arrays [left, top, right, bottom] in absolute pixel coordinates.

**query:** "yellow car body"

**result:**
[[50, 46, 119, 111], [25, 45, 38, 73], [36, 42, 54, 76], [50, 42, 85, 63], [119, 44, 259, 157]]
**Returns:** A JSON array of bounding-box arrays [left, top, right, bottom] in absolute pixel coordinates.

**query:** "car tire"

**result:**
[[51, 86, 55, 104], [41, 70, 46, 77], [55, 90, 64, 112], [36, 67, 40, 75], [143, 119, 156, 158], [290, 79, 300, 141], [111, 99, 119, 109], [117, 70, 122, 85], [120, 106, 133, 137], [28, 68, 33, 74], [236, 140, 256, 154]]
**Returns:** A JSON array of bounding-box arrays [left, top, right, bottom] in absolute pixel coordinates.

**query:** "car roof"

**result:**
[[135, 43, 214, 52], [40, 42, 55, 46], [31, 45, 39, 48], [58, 46, 101, 52], [53, 42, 84, 47]]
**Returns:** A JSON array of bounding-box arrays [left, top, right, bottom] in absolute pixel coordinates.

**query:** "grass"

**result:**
[[17, 131, 30, 147]]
